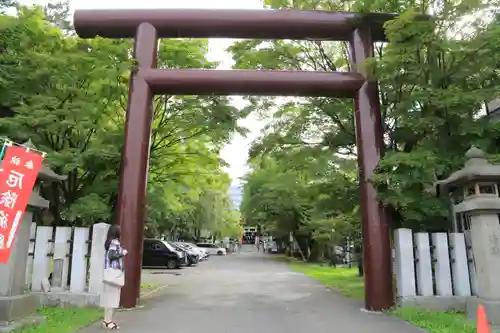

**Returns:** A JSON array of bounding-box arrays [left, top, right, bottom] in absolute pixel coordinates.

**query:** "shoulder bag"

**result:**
[[103, 245, 125, 287], [103, 267, 125, 287]]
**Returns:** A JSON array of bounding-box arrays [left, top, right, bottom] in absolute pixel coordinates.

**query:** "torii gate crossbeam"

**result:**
[[73, 9, 394, 311]]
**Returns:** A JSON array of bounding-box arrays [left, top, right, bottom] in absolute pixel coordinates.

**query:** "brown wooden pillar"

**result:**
[[349, 26, 394, 311], [117, 22, 158, 308]]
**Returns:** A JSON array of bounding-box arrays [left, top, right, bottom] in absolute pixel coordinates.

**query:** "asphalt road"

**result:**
[[81, 245, 425, 333]]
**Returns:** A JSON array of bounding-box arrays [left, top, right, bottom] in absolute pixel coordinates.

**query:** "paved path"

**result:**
[[81, 246, 425, 333]]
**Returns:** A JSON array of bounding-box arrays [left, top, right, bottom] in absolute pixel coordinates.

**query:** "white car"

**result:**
[[176, 242, 209, 260], [268, 241, 278, 253], [196, 243, 227, 256]]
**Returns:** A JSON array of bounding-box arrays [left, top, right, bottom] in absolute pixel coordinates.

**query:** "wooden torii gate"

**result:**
[[73, 9, 395, 311]]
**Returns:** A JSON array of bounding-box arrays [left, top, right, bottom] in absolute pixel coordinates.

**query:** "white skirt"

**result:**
[[100, 281, 122, 309]]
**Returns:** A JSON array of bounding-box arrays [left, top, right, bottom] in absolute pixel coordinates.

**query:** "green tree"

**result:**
[[0, 6, 131, 225], [234, 0, 500, 236], [241, 149, 359, 262], [0, 5, 244, 232]]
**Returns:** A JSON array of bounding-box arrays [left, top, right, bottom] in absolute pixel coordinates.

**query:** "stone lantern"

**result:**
[[0, 140, 66, 332], [436, 146, 500, 324]]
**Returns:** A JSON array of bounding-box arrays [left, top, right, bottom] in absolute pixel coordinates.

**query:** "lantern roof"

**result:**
[[21, 140, 67, 182], [436, 146, 500, 195]]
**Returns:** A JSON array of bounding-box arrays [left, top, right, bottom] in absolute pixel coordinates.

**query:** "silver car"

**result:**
[[176, 242, 209, 260]]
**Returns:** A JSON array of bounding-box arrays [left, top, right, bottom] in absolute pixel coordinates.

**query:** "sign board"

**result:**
[[0, 145, 44, 263]]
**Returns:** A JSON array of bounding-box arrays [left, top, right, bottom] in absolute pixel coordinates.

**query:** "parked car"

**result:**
[[143, 239, 184, 269], [176, 242, 209, 260], [196, 243, 227, 256], [170, 242, 199, 266], [267, 241, 278, 253]]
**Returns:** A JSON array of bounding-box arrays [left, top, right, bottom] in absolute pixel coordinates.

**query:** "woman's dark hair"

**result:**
[[105, 224, 121, 251]]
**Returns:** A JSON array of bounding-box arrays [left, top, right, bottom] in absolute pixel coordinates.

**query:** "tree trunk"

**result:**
[[292, 236, 307, 262], [307, 239, 323, 262], [357, 258, 364, 277], [329, 244, 337, 267], [354, 244, 364, 277]]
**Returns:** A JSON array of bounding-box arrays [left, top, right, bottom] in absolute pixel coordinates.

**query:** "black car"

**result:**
[[170, 242, 199, 266], [142, 239, 184, 269]]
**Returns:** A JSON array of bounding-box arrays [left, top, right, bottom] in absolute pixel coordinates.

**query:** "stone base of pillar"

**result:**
[[0, 293, 44, 332], [467, 296, 500, 325]]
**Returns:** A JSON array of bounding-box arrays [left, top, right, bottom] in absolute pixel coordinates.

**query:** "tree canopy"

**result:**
[[0, 1, 243, 240], [237, 0, 500, 262], [1, 0, 499, 252]]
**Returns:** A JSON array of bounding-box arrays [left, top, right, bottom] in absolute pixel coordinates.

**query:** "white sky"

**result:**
[[22, 0, 269, 202]]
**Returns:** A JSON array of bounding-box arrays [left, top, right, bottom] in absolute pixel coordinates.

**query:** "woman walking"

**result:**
[[101, 224, 127, 330]]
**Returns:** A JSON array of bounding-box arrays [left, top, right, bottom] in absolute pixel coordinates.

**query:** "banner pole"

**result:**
[[0, 140, 9, 161]]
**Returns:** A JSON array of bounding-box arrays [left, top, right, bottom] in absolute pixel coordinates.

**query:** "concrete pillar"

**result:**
[[468, 212, 500, 299], [0, 209, 43, 332], [0, 157, 66, 332], [437, 146, 500, 324]]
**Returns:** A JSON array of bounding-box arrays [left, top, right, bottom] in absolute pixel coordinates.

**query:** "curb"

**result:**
[[140, 284, 169, 300], [114, 285, 169, 313]]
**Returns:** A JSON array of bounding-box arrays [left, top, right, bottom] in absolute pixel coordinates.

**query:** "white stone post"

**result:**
[[394, 228, 416, 298], [413, 232, 433, 296], [88, 223, 110, 295]]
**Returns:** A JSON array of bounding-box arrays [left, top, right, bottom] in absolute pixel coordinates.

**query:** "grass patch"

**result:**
[[290, 262, 364, 299], [15, 306, 101, 333], [278, 255, 477, 333], [390, 307, 475, 333], [14, 283, 159, 332]]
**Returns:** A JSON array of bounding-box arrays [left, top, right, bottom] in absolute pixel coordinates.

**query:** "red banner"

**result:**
[[0, 145, 44, 264]]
